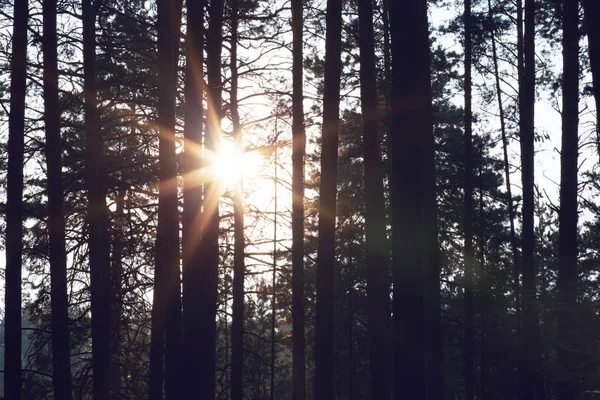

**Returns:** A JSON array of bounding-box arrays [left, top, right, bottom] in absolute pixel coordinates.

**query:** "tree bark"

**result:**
[[557, 0, 579, 398], [314, 0, 342, 398], [149, 0, 183, 398], [463, 1, 475, 398], [390, 0, 433, 399], [4, 0, 28, 398], [196, 0, 224, 396], [489, 2, 522, 393], [83, 1, 112, 398], [291, 0, 306, 398], [109, 189, 126, 399], [230, 0, 245, 399], [182, 0, 205, 396], [519, 0, 545, 398], [43, 0, 73, 397], [357, 0, 391, 397]]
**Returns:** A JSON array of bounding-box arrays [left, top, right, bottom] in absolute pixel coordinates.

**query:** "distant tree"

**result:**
[[4, 0, 28, 398], [314, 0, 342, 398]]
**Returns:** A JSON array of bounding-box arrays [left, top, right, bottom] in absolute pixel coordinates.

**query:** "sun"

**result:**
[[203, 141, 264, 189], [205, 146, 243, 187]]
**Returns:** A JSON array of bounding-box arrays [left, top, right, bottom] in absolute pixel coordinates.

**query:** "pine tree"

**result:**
[[43, 0, 73, 396], [557, 0, 579, 398], [357, 0, 391, 397], [291, 0, 307, 398], [4, 0, 28, 398], [314, 0, 342, 398]]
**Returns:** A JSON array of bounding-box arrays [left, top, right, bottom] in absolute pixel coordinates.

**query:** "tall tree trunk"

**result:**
[[357, 0, 391, 397], [583, 0, 600, 137], [197, 0, 224, 396], [43, 0, 73, 397], [463, 0, 475, 398], [230, 0, 245, 399], [271, 147, 278, 400], [390, 0, 433, 399], [83, 1, 112, 398], [4, 0, 28, 398], [519, 0, 545, 398], [314, 0, 342, 398], [149, 0, 183, 398], [557, 0, 579, 398], [109, 189, 126, 399], [489, 2, 522, 392], [291, 0, 306, 398], [182, 0, 205, 397], [478, 158, 487, 400]]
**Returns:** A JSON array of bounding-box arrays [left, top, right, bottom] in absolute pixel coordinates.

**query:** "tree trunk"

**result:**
[[43, 0, 73, 397], [357, 0, 391, 397], [109, 189, 126, 399], [291, 0, 306, 398], [463, 0, 475, 398], [182, 0, 205, 397], [557, 0, 579, 398], [314, 0, 342, 398], [149, 0, 183, 398], [4, 0, 28, 398], [478, 157, 486, 400], [271, 145, 278, 400], [196, 0, 224, 396], [83, 1, 112, 398], [583, 0, 600, 137], [519, 0, 545, 398], [230, 0, 245, 399], [489, 2, 522, 393], [390, 0, 433, 399]]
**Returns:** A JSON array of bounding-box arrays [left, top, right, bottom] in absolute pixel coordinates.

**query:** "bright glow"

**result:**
[[203, 141, 265, 189]]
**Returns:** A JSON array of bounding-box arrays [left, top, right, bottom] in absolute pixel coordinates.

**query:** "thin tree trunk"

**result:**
[[314, 0, 342, 398], [150, 0, 183, 398], [488, 2, 522, 393], [43, 0, 73, 396], [83, 1, 112, 398], [271, 145, 278, 400], [357, 0, 391, 397], [390, 0, 433, 399], [463, 0, 475, 398], [109, 189, 126, 399], [230, 0, 245, 398], [520, 0, 545, 398], [4, 0, 28, 397], [557, 0, 579, 398], [197, 0, 224, 396], [583, 0, 600, 137], [478, 155, 486, 400], [291, 0, 306, 398], [181, 0, 205, 397], [347, 245, 354, 400]]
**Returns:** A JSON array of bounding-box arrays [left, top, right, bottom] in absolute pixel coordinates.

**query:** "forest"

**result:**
[[1, 0, 599, 398]]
